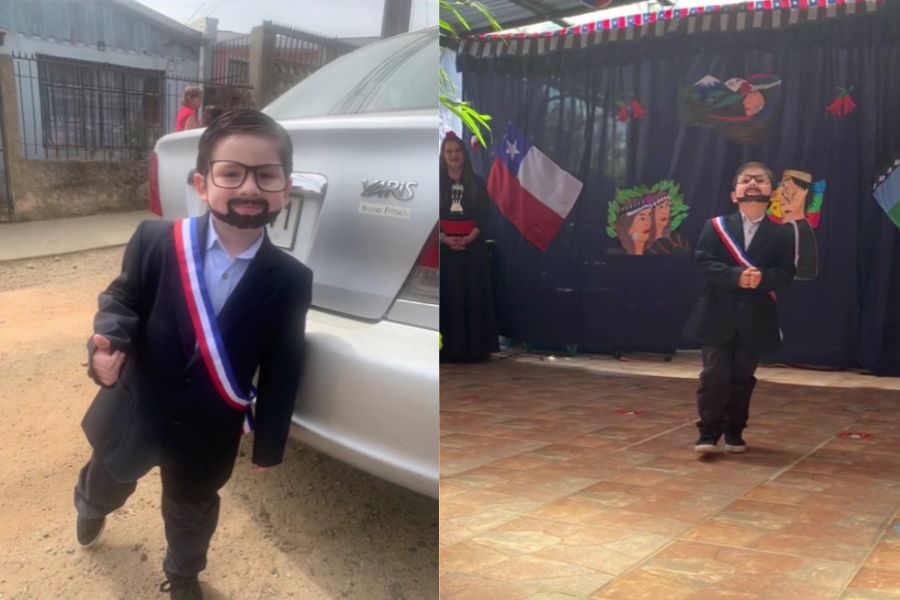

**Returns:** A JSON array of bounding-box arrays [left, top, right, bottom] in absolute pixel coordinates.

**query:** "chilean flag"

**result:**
[[487, 122, 583, 251]]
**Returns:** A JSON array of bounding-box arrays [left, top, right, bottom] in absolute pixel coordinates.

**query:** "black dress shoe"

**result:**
[[694, 432, 721, 453], [76, 516, 106, 547], [160, 575, 204, 600], [724, 432, 748, 453]]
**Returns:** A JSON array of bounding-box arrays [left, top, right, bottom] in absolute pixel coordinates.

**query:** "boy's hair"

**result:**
[[195, 109, 293, 176], [182, 85, 203, 104], [732, 161, 774, 188]]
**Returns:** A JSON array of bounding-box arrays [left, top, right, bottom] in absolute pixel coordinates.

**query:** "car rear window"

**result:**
[[264, 28, 437, 118]]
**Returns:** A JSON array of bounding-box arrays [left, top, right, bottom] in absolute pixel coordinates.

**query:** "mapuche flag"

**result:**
[[874, 158, 900, 230], [487, 122, 583, 251]]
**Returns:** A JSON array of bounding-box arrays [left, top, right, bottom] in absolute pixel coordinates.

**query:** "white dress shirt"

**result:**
[[204, 221, 264, 315], [741, 211, 765, 249]]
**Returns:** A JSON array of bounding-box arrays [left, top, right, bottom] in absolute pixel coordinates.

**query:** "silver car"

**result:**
[[150, 28, 439, 497]]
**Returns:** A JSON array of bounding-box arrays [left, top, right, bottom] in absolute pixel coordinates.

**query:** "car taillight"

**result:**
[[148, 152, 162, 216], [397, 224, 439, 305]]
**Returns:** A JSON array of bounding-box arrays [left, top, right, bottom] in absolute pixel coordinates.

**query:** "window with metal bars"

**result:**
[[226, 59, 249, 85], [36, 55, 163, 158]]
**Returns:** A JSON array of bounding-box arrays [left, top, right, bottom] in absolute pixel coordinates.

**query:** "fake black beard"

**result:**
[[737, 193, 771, 204], [210, 199, 281, 229]]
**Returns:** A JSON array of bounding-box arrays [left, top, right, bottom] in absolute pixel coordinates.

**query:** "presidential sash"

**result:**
[[173, 218, 255, 434], [711, 216, 777, 303]]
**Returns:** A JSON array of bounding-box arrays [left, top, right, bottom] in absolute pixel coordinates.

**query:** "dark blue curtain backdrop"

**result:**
[[459, 3, 900, 374]]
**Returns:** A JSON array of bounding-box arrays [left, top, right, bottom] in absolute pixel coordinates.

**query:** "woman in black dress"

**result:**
[[439, 132, 499, 363]]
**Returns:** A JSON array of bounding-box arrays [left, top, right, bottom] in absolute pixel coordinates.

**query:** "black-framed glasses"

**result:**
[[208, 160, 289, 192], [736, 174, 771, 186]]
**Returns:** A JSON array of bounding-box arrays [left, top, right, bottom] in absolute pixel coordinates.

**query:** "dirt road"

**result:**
[[0, 247, 437, 600]]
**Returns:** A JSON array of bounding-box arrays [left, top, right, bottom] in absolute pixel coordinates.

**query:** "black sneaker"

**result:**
[[160, 575, 204, 600], [694, 432, 720, 454], [76, 516, 106, 547], [724, 432, 748, 453]]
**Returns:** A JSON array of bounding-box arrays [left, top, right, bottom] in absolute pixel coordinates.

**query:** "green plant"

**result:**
[[439, 0, 501, 148]]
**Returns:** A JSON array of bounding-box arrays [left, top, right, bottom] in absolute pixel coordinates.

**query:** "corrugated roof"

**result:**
[[459, 0, 885, 58], [454, 0, 639, 34], [113, 0, 202, 40]]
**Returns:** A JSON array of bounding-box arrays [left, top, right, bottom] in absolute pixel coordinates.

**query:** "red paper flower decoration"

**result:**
[[630, 99, 648, 119], [470, 137, 481, 151], [615, 97, 648, 122], [827, 86, 856, 117]]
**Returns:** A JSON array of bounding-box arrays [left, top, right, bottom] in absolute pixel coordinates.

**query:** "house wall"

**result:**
[[5, 31, 201, 156], [0, 55, 147, 221], [0, 1, 202, 220]]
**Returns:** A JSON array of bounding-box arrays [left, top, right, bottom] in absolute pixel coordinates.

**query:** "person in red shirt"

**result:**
[[176, 86, 203, 132]]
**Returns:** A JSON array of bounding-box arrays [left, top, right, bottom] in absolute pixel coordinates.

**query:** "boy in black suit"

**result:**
[[684, 161, 796, 454], [73, 110, 312, 600]]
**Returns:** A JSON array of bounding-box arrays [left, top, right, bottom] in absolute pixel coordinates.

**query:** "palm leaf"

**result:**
[[439, 1, 501, 145]]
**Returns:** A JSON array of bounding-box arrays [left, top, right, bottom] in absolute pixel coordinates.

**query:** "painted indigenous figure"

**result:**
[[614, 201, 654, 255], [768, 169, 823, 281], [646, 192, 691, 255], [608, 181, 690, 255]]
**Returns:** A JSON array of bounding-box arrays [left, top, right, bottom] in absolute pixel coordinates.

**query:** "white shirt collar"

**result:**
[[207, 218, 265, 260], [740, 211, 766, 225]]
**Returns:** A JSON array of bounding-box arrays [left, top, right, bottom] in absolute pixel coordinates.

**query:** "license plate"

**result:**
[[268, 197, 302, 250]]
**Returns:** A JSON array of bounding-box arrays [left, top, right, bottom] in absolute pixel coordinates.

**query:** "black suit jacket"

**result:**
[[683, 211, 796, 353], [81, 216, 313, 490]]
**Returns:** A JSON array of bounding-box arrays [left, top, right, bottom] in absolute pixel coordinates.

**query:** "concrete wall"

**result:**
[[8, 159, 147, 221]]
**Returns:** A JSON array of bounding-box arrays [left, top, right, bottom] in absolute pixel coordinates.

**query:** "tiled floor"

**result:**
[[440, 354, 900, 599]]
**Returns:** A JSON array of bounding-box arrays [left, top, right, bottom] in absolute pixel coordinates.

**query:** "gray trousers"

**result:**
[[74, 454, 220, 578]]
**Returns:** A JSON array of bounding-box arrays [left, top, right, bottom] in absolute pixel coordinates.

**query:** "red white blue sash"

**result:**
[[711, 216, 777, 303], [173, 218, 255, 434]]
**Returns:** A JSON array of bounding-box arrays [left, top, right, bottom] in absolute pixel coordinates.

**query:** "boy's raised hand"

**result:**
[[92, 334, 125, 387]]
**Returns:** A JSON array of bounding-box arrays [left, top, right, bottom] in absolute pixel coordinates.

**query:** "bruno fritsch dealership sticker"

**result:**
[[359, 202, 411, 219]]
